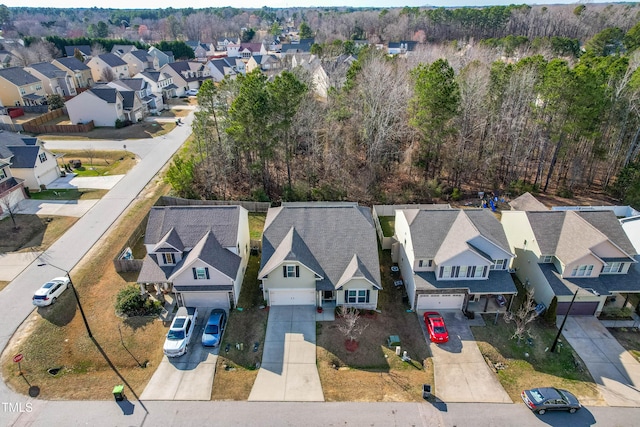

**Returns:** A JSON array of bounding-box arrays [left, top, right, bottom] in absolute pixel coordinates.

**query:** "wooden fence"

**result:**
[[113, 215, 148, 273], [157, 196, 271, 212], [21, 108, 94, 134]]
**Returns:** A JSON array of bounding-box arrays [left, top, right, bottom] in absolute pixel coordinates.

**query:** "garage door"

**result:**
[[417, 293, 465, 310], [269, 289, 316, 306], [181, 292, 230, 309], [557, 301, 598, 316], [40, 167, 60, 187]]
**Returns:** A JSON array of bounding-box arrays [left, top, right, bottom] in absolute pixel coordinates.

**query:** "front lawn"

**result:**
[[472, 315, 603, 405], [37, 121, 176, 140], [51, 150, 135, 177], [316, 249, 433, 402], [0, 214, 78, 253], [28, 189, 107, 200]]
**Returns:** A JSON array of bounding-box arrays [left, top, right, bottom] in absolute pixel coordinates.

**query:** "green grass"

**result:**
[[249, 212, 266, 240], [28, 189, 107, 200], [378, 216, 395, 237]]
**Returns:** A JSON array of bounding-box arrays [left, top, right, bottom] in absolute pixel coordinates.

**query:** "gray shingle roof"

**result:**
[[260, 202, 381, 292], [129, 50, 150, 62], [26, 62, 67, 79], [577, 211, 637, 256], [64, 45, 91, 57], [415, 269, 517, 294], [97, 53, 127, 67], [0, 67, 41, 86], [54, 56, 90, 71], [114, 78, 145, 91], [119, 91, 136, 109], [153, 227, 184, 252], [5, 145, 38, 168], [175, 231, 241, 280], [138, 254, 173, 283], [509, 192, 548, 211], [89, 87, 119, 104]]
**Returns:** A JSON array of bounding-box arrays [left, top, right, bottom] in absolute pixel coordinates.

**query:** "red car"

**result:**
[[424, 311, 449, 343]]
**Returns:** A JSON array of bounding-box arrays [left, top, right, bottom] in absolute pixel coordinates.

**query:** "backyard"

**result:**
[[36, 120, 176, 140], [50, 149, 135, 178]]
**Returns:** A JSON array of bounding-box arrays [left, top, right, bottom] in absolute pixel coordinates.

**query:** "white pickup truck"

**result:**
[[163, 307, 198, 357]]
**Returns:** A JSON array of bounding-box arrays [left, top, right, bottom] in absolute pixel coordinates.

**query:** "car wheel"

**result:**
[[52, 297, 57, 304], [569, 408, 577, 414], [537, 409, 546, 415]]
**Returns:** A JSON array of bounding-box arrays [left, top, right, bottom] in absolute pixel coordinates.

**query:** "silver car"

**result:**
[[32, 277, 70, 307]]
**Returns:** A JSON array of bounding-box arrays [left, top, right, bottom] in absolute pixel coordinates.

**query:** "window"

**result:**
[[346, 289, 369, 304], [602, 262, 624, 274], [428, 259, 433, 267], [418, 260, 423, 267], [571, 265, 594, 277], [459, 266, 468, 277], [540, 255, 553, 263], [19, 87, 26, 95], [162, 253, 175, 264], [38, 152, 47, 163], [192, 267, 209, 280], [439, 266, 452, 279], [283, 264, 299, 278], [0, 168, 6, 180], [491, 259, 505, 270]]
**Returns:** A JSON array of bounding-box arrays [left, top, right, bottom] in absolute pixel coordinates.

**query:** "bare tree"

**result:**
[[83, 145, 98, 173], [0, 190, 23, 230], [336, 306, 369, 344], [504, 287, 538, 345], [99, 67, 114, 83]]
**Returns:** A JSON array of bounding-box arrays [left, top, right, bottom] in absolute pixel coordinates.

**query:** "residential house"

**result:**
[[387, 41, 418, 55], [238, 43, 267, 59], [24, 62, 77, 97], [147, 47, 174, 68], [135, 71, 177, 103], [107, 80, 149, 119], [216, 38, 238, 51], [110, 78, 163, 113], [394, 208, 516, 312], [281, 38, 315, 55], [86, 53, 129, 83], [111, 44, 138, 57], [160, 61, 211, 96], [0, 132, 60, 191], [205, 58, 237, 82], [52, 57, 94, 89], [509, 192, 549, 211], [502, 209, 640, 316], [138, 205, 250, 309], [246, 55, 282, 74], [122, 50, 158, 76], [0, 153, 26, 217], [63, 45, 92, 60], [0, 67, 46, 106], [225, 41, 241, 58], [193, 42, 215, 61], [65, 87, 125, 127], [295, 56, 329, 99], [259, 202, 382, 310]]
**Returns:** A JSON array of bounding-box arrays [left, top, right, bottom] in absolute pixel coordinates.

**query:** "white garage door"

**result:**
[[269, 289, 316, 306], [182, 292, 230, 309], [417, 293, 464, 310], [40, 167, 60, 187]]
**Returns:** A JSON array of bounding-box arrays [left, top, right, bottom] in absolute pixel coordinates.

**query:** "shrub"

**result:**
[[451, 187, 462, 201], [556, 187, 574, 198], [115, 118, 124, 129], [543, 296, 557, 325], [115, 285, 162, 317]]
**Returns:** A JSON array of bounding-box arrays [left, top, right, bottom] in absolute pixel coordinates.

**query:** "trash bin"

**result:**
[[422, 384, 431, 400], [112, 384, 125, 401]]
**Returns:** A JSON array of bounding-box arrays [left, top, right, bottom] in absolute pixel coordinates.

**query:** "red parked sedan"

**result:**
[[424, 311, 449, 343]]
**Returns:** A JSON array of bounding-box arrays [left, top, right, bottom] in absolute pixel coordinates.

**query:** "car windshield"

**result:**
[[43, 282, 54, 289], [433, 326, 446, 334], [167, 330, 185, 340], [205, 324, 219, 334], [529, 389, 545, 403]]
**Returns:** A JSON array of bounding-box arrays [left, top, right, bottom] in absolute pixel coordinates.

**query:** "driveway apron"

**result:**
[[141, 310, 218, 400], [559, 316, 640, 406], [425, 311, 512, 403], [249, 305, 324, 401]]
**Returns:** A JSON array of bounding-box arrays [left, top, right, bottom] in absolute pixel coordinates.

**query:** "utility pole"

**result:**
[[551, 288, 578, 353]]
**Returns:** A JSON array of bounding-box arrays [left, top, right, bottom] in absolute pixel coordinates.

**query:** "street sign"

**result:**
[[13, 354, 23, 363]]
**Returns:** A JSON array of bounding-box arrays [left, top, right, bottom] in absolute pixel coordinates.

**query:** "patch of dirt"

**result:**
[[0, 215, 77, 253]]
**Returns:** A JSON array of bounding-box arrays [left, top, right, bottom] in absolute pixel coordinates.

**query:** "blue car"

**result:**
[[202, 309, 227, 347]]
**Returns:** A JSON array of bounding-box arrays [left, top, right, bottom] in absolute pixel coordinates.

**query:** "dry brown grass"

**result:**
[[1, 179, 171, 399], [37, 121, 176, 140], [0, 281, 9, 292], [0, 215, 78, 253], [50, 150, 136, 177]]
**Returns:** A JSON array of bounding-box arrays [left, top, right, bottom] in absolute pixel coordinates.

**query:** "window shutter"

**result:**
[[295, 266, 300, 277], [439, 267, 443, 278], [482, 266, 488, 277], [283, 266, 286, 277], [344, 290, 348, 303], [192, 268, 197, 279], [366, 290, 370, 303], [205, 268, 210, 279]]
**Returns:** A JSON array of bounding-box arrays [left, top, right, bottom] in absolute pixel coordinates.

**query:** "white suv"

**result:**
[[163, 307, 198, 357]]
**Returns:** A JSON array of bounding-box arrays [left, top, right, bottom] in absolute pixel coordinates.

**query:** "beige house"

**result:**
[[502, 209, 640, 316], [86, 53, 129, 83], [52, 57, 94, 89], [0, 67, 46, 106], [122, 50, 158, 76], [24, 62, 77, 97], [259, 202, 381, 310]]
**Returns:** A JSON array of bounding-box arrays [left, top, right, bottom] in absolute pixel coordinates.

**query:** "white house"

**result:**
[[65, 87, 125, 127]]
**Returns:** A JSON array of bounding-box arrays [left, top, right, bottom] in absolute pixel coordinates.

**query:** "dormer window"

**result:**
[[602, 262, 624, 274], [162, 253, 175, 265], [540, 255, 553, 263], [571, 265, 593, 277], [490, 259, 506, 270]]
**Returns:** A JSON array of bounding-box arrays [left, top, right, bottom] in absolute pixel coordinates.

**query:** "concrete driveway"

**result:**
[[559, 316, 640, 406], [0, 251, 41, 281], [248, 305, 324, 401], [17, 199, 98, 217], [141, 309, 219, 400], [424, 310, 512, 403], [48, 174, 125, 190]]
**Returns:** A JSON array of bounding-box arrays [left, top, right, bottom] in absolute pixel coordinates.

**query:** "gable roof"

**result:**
[[260, 202, 381, 291], [171, 231, 241, 280], [403, 209, 512, 261], [128, 50, 151, 62], [153, 227, 184, 252], [111, 45, 137, 56], [54, 56, 90, 71], [145, 205, 241, 248], [119, 91, 136, 110], [26, 62, 67, 79], [89, 87, 120, 104], [114, 78, 146, 91], [0, 67, 41, 86], [139, 71, 171, 83], [0, 132, 43, 168], [95, 53, 127, 67], [64, 45, 91, 57], [509, 192, 548, 211]]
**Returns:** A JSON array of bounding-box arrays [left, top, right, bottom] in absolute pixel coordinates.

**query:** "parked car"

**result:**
[[186, 88, 199, 96], [32, 277, 70, 307], [521, 387, 582, 415], [202, 308, 227, 347], [164, 307, 198, 357], [495, 294, 507, 307], [423, 311, 449, 343]]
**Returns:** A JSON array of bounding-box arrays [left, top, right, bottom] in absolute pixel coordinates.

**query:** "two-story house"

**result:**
[[135, 71, 176, 103], [395, 208, 516, 313], [159, 61, 211, 96], [111, 44, 138, 57], [65, 87, 125, 127], [0, 153, 26, 217], [24, 62, 77, 97], [63, 45, 92, 60], [108, 78, 159, 114], [259, 202, 382, 310], [86, 53, 129, 83], [52, 57, 94, 89], [205, 58, 237, 82], [0, 67, 46, 106], [387, 41, 418, 55], [0, 132, 60, 191], [246, 55, 282, 74], [138, 205, 250, 309], [502, 209, 640, 316], [147, 47, 174, 68], [122, 50, 158, 76]]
